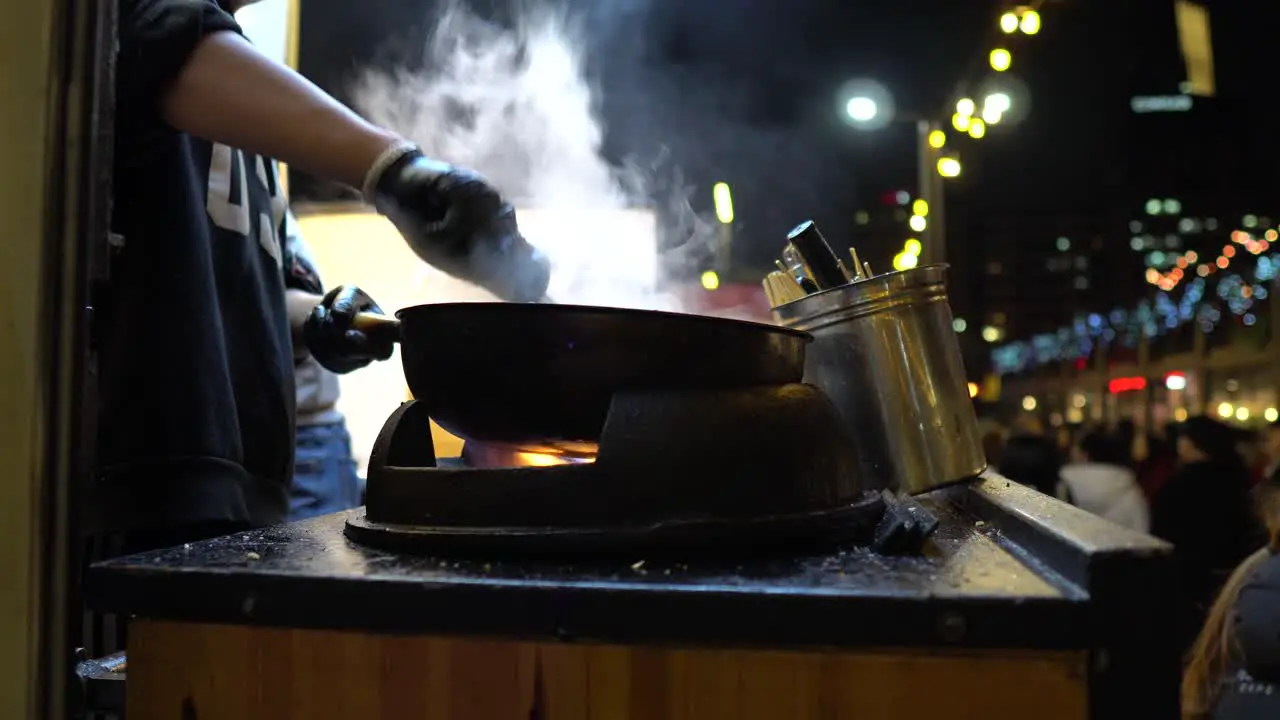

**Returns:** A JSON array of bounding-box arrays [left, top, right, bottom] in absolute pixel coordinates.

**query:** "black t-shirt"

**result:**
[[95, 0, 298, 532]]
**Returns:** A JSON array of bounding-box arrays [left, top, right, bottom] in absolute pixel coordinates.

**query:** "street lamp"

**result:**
[[839, 79, 957, 266], [1019, 10, 1041, 35], [989, 48, 1012, 72], [981, 91, 1011, 124], [845, 96, 878, 123]]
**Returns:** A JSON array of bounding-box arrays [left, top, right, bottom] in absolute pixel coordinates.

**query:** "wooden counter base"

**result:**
[[126, 619, 1088, 719]]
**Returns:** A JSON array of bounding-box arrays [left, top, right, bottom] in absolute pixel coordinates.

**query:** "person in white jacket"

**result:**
[[1058, 430, 1150, 532]]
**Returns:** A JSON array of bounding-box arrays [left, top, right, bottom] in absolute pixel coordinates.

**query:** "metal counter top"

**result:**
[[86, 474, 1173, 655]]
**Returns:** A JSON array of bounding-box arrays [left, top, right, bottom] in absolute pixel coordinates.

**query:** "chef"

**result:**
[[93, 0, 551, 556]]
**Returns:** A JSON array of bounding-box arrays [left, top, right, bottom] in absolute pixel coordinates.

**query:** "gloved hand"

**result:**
[[303, 286, 396, 374], [364, 146, 552, 303]]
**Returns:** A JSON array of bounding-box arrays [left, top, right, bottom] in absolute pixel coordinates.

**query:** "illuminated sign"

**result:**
[[1130, 95, 1193, 114], [1108, 377, 1148, 394]]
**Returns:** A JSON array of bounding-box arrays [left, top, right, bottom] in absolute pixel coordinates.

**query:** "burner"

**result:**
[[345, 384, 887, 557], [462, 440, 597, 468]]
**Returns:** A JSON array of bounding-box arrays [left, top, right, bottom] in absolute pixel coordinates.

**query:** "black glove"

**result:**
[[368, 149, 552, 303], [303, 286, 396, 374]]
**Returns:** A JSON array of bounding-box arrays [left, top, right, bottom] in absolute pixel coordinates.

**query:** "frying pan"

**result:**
[[352, 303, 812, 449]]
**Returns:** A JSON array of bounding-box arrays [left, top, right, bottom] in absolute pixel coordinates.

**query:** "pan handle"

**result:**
[[351, 312, 402, 346]]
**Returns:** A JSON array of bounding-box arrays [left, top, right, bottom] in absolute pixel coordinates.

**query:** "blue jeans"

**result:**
[[290, 421, 362, 520]]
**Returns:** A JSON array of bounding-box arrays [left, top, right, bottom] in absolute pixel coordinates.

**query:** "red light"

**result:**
[[1217, 256, 1230, 269], [1108, 376, 1147, 394], [1074, 358, 1087, 371], [1224, 245, 1237, 258]]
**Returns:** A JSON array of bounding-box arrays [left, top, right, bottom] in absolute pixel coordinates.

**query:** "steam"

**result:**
[[352, 0, 717, 311]]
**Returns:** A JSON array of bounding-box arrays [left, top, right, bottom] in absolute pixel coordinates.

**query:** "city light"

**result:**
[[712, 182, 734, 224], [937, 157, 962, 178], [981, 325, 1000, 342], [968, 118, 987, 139], [999, 12, 1019, 33], [985, 92, 1012, 113], [912, 199, 929, 217], [1019, 9, 1041, 35], [983, 91, 1011, 125], [928, 130, 947, 148], [1236, 406, 1250, 422], [1021, 395, 1037, 412], [1267, 408, 1280, 423], [892, 251, 919, 271], [990, 48, 1012, 72], [908, 214, 927, 232], [968, 382, 980, 398], [700, 270, 720, 291], [953, 317, 968, 332], [845, 96, 878, 123], [1217, 402, 1233, 419], [956, 98, 976, 116], [904, 238, 922, 255], [952, 113, 972, 132]]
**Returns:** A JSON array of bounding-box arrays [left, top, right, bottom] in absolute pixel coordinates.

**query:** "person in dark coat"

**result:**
[[1182, 488, 1280, 718], [1262, 421, 1280, 487], [1137, 433, 1177, 500], [1151, 416, 1258, 653], [998, 432, 1063, 497]]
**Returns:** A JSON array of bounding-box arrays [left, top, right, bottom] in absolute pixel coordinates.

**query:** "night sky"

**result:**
[[295, 0, 1280, 291]]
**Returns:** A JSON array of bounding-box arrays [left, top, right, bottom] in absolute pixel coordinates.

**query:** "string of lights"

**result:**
[[889, 3, 1048, 272], [990, 215, 1280, 376]]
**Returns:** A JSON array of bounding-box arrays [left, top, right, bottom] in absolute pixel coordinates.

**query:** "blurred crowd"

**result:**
[[981, 415, 1280, 717]]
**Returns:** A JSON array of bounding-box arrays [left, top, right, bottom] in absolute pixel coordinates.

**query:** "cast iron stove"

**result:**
[[345, 383, 934, 557]]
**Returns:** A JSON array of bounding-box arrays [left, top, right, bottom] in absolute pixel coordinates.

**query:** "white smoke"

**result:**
[[352, 0, 718, 311]]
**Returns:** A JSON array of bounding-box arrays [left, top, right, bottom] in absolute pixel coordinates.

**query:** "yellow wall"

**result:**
[[0, 0, 56, 713], [293, 209, 471, 464], [294, 205, 663, 466]]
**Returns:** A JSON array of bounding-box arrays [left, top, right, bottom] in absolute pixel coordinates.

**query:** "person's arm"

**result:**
[[161, 31, 400, 189], [118, 0, 398, 190], [281, 211, 392, 372], [286, 289, 324, 348], [279, 211, 326, 349]]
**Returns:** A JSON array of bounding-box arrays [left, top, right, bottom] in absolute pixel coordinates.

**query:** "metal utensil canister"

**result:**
[[771, 264, 985, 494]]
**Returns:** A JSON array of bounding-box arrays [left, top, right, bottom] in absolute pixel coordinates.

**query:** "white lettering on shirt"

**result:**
[[206, 143, 285, 269]]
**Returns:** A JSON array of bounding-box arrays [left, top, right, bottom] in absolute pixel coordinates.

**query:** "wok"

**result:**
[[352, 302, 812, 448]]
